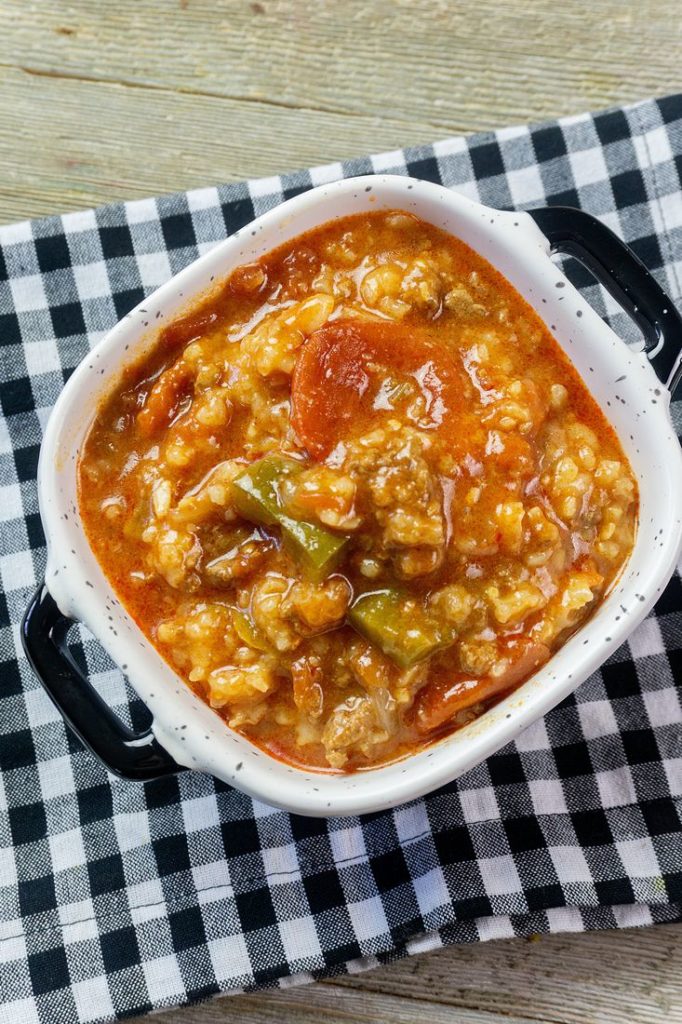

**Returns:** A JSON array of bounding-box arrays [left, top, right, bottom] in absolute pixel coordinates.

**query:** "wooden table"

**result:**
[[2, 3, 681, 1021]]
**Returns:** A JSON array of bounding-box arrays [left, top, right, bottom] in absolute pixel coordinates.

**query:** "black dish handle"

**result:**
[[528, 206, 682, 396], [21, 585, 183, 780]]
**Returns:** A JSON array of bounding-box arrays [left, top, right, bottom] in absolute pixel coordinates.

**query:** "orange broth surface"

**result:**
[[78, 210, 638, 772]]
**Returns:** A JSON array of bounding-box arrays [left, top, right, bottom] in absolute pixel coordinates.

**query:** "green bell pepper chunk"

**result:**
[[231, 608, 272, 653], [348, 589, 453, 669], [231, 454, 348, 581]]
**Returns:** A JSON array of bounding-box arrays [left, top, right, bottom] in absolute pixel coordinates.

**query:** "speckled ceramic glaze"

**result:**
[[37, 176, 682, 816]]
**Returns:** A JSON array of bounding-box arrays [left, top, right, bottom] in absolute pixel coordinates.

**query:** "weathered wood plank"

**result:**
[[0, 64, 437, 220], [2, 0, 681, 129], [336, 925, 682, 1024], [1, 0, 681, 221], [152, 923, 682, 1024], [154, 981, 541, 1024]]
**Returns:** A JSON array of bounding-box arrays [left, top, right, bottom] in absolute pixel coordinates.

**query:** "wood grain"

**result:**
[[1, 0, 681, 220], [2, 3, 681, 1022], [152, 924, 682, 1024], [0, 63, 435, 218]]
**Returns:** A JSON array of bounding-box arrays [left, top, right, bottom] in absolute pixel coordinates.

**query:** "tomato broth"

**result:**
[[79, 211, 638, 770]]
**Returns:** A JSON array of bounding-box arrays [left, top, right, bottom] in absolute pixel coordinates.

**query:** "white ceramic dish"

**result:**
[[22, 175, 682, 817]]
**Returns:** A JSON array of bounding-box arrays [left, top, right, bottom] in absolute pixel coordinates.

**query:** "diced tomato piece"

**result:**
[[162, 309, 218, 349], [136, 358, 193, 437], [291, 318, 469, 459], [413, 639, 550, 735]]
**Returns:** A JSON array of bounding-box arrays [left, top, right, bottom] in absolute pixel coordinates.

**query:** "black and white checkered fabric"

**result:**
[[2, 94, 682, 1024]]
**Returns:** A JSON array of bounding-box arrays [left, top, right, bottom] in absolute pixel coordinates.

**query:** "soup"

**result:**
[[78, 210, 637, 770]]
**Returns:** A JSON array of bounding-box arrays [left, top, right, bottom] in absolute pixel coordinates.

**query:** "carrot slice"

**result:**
[[291, 318, 469, 459]]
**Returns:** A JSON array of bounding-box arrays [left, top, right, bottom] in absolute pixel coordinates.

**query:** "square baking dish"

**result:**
[[22, 176, 682, 816]]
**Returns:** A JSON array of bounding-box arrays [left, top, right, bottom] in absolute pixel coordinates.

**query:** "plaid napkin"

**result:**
[[2, 94, 682, 1024]]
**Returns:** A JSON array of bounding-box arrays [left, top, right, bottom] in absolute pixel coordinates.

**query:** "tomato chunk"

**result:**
[[413, 640, 550, 735], [291, 318, 469, 459], [162, 309, 218, 349], [136, 358, 193, 437]]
